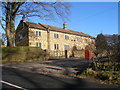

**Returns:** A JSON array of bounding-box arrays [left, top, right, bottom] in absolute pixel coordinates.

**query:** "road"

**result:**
[[1, 59, 119, 89], [2, 59, 91, 76]]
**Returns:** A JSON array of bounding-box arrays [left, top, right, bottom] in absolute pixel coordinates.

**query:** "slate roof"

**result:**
[[25, 21, 94, 39]]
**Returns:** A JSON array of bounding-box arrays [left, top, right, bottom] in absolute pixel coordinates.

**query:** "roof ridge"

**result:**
[[38, 23, 48, 29], [40, 23, 65, 30], [24, 21, 93, 38]]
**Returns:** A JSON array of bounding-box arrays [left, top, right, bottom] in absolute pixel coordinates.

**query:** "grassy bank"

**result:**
[[2, 47, 49, 64]]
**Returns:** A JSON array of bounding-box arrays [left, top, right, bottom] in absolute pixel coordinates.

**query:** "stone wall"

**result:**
[[28, 28, 95, 56], [15, 22, 29, 46], [28, 28, 48, 50], [49, 30, 94, 51], [49, 50, 85, 58]]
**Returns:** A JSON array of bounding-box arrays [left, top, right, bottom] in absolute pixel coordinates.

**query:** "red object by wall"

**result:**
[[85, 50, 92, 59]]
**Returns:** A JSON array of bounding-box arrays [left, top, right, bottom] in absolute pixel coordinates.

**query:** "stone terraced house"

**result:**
[[15, 17, 95, 57]]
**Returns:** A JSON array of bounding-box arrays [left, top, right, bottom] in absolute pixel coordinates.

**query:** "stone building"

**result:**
[[15, 17, 95, 57]]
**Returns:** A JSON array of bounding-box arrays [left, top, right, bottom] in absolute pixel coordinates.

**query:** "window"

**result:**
[[36, 42, 42, 47], [85, 39, 88, 42], [54, 44, 59, 50], [29, 42, 31, 45], [76, 37, 81, 41], [64, 45, 70, 50], [36, 42, 39, 47], [54, 34, 59, 38], [36, 31, 41, 36], [64, 35, 69, 40], [19, 33, 23, 40], [39, 32, 41, 36], [39, 43, 42, 47]]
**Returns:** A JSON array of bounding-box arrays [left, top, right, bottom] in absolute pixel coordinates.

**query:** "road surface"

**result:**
[[1, 59, 119, 89]]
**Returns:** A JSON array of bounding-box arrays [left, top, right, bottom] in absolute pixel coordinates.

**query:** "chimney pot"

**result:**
[[22, 16, 26, 22], [63, 22, 67, 30]]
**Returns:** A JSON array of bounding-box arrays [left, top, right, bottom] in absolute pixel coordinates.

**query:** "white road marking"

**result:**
[[0, 80, 27, 90]]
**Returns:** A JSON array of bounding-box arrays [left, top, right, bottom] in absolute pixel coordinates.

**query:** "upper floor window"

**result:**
[[64, 35, 69, 40], [36, 42, 42, 47], [19, 33, 23, 40], [54, 44, 59, 50], [54, 33, 59, 38], [64, 45, 70, 50], [36, 31, 41, 36], [76, 37, 81, 41], [85, 39, 88, 42]]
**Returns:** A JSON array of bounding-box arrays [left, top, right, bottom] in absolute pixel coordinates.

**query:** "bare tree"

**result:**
[[1, 1, 71, 47]]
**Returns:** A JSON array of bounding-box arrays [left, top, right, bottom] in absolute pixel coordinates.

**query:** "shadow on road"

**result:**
[[2, 67, 86, 89], [41, 59, 91, 75], [2, 66, 118, 89]]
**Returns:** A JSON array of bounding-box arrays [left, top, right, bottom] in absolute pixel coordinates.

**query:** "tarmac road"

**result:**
[[1, 59, 119, 89], [2, 67, 119, 89]]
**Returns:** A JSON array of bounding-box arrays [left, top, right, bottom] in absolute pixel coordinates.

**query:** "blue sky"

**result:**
[[1, 2, 118, 38], [69, 2, 118, 37]]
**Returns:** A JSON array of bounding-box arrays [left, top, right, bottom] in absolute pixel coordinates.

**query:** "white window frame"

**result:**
[[36, 42, 39, 47], [64, 35, 69, 40], [54, 44, 59, 50], [36, 42, 42, 47], [36, 31, 41, 36], [54, 33, 59, 38]]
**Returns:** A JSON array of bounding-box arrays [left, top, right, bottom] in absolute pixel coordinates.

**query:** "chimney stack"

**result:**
[[63, 22, 67, 30], [22, 15, 26, 22]]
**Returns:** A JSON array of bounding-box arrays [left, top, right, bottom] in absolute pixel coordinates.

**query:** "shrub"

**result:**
[[96, 71, 109, 80]]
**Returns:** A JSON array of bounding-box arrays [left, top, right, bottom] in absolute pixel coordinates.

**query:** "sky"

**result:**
[[1, 2, 118, 38], [69, 2, 118, 37]]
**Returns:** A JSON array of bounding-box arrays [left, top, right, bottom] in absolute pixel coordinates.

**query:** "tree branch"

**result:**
[[0, 21, 5, 30], [12, 2, 25, 17]]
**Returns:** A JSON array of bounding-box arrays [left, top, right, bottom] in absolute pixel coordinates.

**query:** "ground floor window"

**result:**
[[54, 44, 59, 50], [19, 33, 23, 40], [36, 42, 42, 47]]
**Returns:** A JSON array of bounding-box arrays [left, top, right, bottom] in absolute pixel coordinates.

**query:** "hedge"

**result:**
[[2, 46, 49, 63]]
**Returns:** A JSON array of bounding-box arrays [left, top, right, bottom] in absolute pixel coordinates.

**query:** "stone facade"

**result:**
[[15, 17, 95, 57]]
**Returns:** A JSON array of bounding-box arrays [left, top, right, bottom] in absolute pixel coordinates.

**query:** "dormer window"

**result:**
[[19, 33, 23, 40]]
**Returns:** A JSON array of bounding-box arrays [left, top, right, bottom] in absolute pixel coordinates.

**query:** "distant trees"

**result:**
[[1, 1, 71, 47], [94, 33, 107, 59], [105, 34, 120, 61], [94, 33, 120, 61]]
